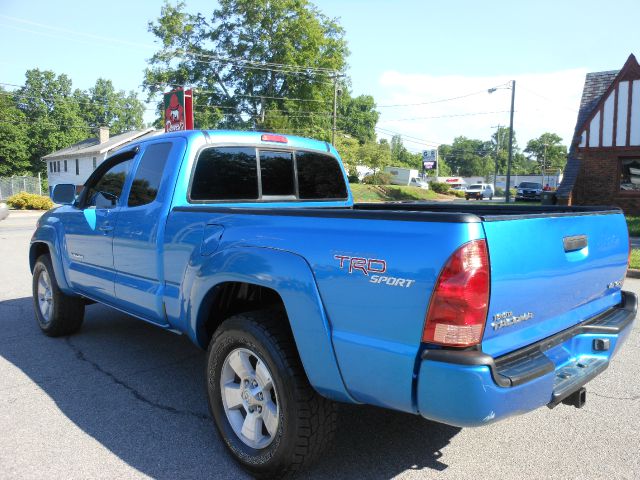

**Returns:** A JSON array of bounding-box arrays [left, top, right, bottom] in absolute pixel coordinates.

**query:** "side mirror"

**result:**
[[52, 184, 76, 205]]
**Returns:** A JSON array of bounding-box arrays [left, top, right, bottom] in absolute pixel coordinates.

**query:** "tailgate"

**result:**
[[481, 211, 629, 357]]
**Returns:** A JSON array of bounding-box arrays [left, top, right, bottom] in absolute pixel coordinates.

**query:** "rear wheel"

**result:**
[[32, 255, 85, 336], [207, 311, 336, 479]]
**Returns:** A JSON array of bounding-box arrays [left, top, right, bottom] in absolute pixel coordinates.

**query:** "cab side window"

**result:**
[[84, 159, 132, 209], [128, 143, 173, 207]]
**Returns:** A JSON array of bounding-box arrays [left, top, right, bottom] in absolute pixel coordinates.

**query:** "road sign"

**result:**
[[422, 150, 437, 170]]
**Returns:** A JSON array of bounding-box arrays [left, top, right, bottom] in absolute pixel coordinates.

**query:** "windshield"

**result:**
[[519, 182, 542, 189], [467, 185, 482, 190]]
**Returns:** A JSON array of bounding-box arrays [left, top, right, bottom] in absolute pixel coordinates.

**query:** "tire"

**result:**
[[32, 254, 85, 336], [207, 311, 336, 479]]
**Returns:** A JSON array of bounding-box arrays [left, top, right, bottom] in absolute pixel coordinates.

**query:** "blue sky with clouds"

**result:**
[[2, 0, 638, 150]]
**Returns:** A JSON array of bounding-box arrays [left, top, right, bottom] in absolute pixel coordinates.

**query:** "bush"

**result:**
[[362, 172, 393, 185], [6, 192, 54, 210], [347, 166, 359, 184], [452, 190, 466, 198], [429, 182, 451, 194]]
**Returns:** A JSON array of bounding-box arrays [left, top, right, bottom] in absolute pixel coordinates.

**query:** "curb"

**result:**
[[626, 269, 640, 278]]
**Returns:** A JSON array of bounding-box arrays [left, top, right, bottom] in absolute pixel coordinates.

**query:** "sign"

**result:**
[[422, 149, 437, 170], [164, 88, 194, 132]]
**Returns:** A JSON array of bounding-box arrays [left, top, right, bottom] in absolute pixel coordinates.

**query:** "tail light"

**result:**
[[422, 239, 490, 347]]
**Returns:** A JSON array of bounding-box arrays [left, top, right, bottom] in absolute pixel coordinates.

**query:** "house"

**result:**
[[43, 127, 161, 195], [556, 54, 640, 213]]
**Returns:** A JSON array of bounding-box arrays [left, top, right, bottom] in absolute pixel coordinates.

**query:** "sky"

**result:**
[[2, 0, 639, 152]]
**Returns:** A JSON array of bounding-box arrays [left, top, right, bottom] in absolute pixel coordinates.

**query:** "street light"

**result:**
[[488, 80, 516, 202]]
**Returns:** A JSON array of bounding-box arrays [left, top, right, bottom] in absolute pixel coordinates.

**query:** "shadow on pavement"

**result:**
[[0, 296, 460, 479]]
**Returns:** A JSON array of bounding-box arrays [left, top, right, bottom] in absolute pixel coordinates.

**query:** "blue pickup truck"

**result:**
[[31, 130, 635, 478]]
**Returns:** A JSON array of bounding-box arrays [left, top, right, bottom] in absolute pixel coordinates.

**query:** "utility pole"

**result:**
[[491, 124, 503, 192], [505, 80, 516, 203], [542, 143, 548, 187]]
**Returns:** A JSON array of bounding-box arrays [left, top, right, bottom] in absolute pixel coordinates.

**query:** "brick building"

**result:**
[[556, 54, 640, 213]]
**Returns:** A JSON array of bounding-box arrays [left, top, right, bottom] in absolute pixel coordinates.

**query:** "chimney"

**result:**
[[98, 126, 110, 144]]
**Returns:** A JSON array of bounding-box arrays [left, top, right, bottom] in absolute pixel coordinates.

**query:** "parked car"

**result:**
[[31, 130, 635, 478], [0, 202, 9, 221], [409, 177, 429, 189], [465, 183, 493, 200], [516, 182, 543, 201]]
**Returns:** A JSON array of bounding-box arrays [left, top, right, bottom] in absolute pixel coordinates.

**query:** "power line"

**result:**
[[377, 89, 489, 108], [518, 85, 579, 113], [385, 110, 511, 122]]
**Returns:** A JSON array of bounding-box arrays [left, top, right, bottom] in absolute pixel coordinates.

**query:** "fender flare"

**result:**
[[187, 246, 355, 403], [29, 225, 75, 295]]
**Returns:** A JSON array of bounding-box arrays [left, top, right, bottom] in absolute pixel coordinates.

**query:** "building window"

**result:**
[[93, 157, 97, 170], [620, 158, 640, 192], [64, 160, 67, 172], [75, 159, 79, 175], [49, 162, 53, 173], [57, 161, 60, 173]]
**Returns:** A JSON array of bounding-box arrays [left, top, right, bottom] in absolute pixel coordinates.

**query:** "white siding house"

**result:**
[[43, 127, 161, 195]]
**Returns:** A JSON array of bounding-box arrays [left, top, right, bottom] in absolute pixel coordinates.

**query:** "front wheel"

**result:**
[[32, 254, 85, 336], [207, 311, 336, 478]]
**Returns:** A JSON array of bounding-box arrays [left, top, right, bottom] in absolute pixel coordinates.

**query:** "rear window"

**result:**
[[259, 150, 295, 197], [189, 147, 347, 202], [190, 147, 258, 201], [519, 182, 542, 189], [296, 151, 347, 200]]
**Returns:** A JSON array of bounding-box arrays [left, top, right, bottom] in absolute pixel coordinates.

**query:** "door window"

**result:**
[[128, 143, 173, 207], [84, 159, 133, 209]]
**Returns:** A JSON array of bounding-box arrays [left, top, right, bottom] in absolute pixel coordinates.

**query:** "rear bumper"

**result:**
[[416, 291, 636, 427]]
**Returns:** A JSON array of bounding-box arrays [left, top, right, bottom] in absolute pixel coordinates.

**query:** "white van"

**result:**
[[465, 183, 493, 200]]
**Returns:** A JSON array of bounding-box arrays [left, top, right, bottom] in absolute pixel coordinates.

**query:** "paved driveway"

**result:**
[[1, 211, 639, 479]]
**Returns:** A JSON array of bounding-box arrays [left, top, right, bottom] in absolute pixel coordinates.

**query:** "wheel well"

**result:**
[[200, 282, 288, 347], [29, 242, 50, 272]]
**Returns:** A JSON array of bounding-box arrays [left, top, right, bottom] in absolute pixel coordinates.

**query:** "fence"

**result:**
[[0, 175, 43, 200]]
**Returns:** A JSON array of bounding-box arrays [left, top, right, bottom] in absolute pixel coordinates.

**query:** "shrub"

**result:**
[[362, 172, 392, 185], [347, 166, 359, 184], [6, 192, 54, 210], [429, 182, 451, 194], [452, 190, 466, 198]]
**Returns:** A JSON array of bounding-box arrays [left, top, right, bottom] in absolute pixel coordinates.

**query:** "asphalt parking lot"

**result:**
[[1, 211, 639, 479]]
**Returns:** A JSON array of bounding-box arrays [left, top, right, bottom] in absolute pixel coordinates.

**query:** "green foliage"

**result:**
[[17, 69, 88, 175], [9, 69, 146, 176], [0, 88, 30, 176], [626, 215, 640, 237], [439, 137, 493, 177], [524, 132, 567, 172], [358, 140, 391, 176], [6, 192, 53, 210], [144, 0, 352, 137], [629, 249, 640, 270], [338, 93, 379, 143], [362, 172, 392, 185], [349, 184, 437, 202], [75, 78, 144, 135], [452, 190, 466, 198], [429, 182, 451, 194]]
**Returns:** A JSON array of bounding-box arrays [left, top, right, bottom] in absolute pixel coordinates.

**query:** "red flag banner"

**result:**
[[164, 88, 194, 132]]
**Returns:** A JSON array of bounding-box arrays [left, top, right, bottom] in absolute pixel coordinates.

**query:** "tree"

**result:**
[[359, 140, 391, 178], [524, 132, 567, 172], [0, 88, 30, 176], [16, 69, 89, 175], [75, 79, 144, 134], [439, 137, 493, 177], [144, 0, 350, 138], [337, 92, 378, 143]]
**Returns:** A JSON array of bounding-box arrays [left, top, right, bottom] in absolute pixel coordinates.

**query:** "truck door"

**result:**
[[112, 140, 183, 324], [63, 151, 136, 302]]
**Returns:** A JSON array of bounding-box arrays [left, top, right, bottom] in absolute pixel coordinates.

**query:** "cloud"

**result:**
[[375, 68, 588, 151]]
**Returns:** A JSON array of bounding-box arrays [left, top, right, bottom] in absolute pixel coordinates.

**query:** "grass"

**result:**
[[630, 249, 640, 270], [350, 184, 440, 202]]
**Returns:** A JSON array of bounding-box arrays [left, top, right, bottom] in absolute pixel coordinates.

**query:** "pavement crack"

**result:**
[[65, 337, 210, 421], [590, 391, 640, 402]]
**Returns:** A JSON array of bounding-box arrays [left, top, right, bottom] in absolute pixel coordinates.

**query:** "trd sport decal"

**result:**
[[334, 255, 415, 288]]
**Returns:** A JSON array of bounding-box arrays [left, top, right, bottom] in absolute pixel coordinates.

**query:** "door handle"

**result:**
[[98, 224, 114, 232]]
